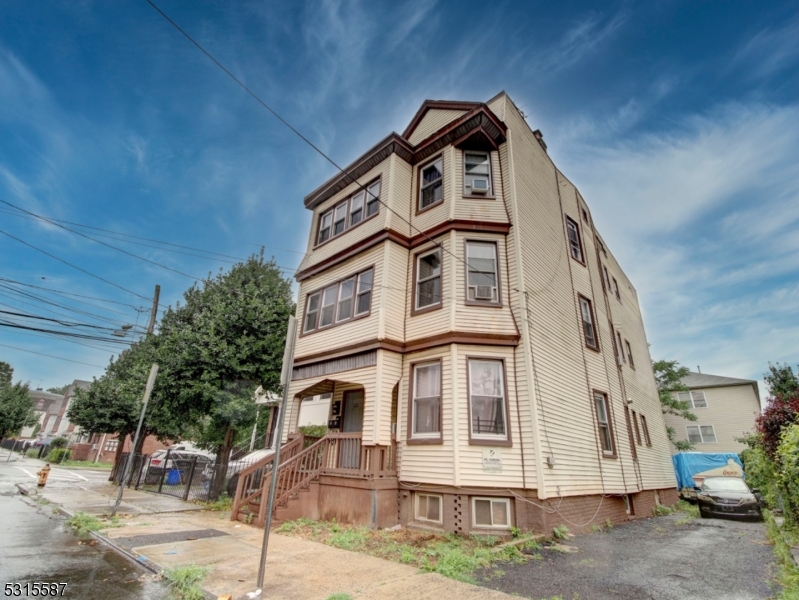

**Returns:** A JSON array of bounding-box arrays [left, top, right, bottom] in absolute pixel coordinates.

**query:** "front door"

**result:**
[[340, 390, 363, 469]]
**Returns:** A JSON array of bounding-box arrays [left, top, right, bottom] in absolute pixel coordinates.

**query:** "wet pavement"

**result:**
[[0, 490, 170, 600], [478, 513, 777, 600]]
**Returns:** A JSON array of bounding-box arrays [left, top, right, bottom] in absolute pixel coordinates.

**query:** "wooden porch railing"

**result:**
[[230, 435, 303, 522], [320, 432, 396, 479]]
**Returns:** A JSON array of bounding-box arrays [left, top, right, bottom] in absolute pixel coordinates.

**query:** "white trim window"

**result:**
[[466, 241, 499, 303], [686, 425, 717, 444], [317, 211, 333, 244], [318, 285, 338, 328], [412, 362, 441, 437], [355, 269, 373, 316], [336, 277, 355, 322], [316, 180, 381, 245], [349, 190, 365, 227], [472, 497, 511, 529], [566, 217, 583, 262], [469, 359, 507, 439], [303, 268, 374, 333], [416, 249, 442, 309], [419, 157, 444, 210], [365, 180, 381, 218], [464, 151, 491, 195], [415, 493, 443, 523], [678, 390, 708, 408], [579, 296, 599, 350]]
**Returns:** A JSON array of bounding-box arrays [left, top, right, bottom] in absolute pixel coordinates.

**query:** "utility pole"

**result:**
[[147, 285, 161, 334], [111, 363, 158, 517], [255, 316, 297, 593]]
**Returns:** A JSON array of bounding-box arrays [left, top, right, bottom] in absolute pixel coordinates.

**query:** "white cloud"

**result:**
[[734, 16, 799, 78]]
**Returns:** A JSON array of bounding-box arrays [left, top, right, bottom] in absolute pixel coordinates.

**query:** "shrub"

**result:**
[[777, 424, 799, 525], [756, 393, 799, 457], [45, 448, 71, 463], [49, 437, 68, 449], [740, 441, 779, 507], [552, 524, 569, 539]]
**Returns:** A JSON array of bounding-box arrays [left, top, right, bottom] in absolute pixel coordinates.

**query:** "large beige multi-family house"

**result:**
[[664, 371, 761, 454], [234, 92, 678, 535]]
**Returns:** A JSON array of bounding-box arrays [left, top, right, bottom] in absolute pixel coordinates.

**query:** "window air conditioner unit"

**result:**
[[471, 178, 489, 194], [475, 285, 494, 301]]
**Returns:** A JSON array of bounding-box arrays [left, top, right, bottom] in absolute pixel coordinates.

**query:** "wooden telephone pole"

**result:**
[[147, 285, 160, 334]]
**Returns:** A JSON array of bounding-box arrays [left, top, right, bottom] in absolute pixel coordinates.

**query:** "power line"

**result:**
[[143, 0, 479, 279], [0, 226, 151, 301], [0, 277, 137, 314], [0, 341, 107, 368], [0, 309, 121, 332], [0, 199, 199, 280], [0, 321, 133, 345]]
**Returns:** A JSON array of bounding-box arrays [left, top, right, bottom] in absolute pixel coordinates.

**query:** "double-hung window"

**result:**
[[566, 217, 584, 262], [616, 331, 625, 362], [315, 179, 381, 245], [640, 414, 651, 446], [686, 425, 716, 444], [624, 406, 637, 460], [594, 392, 614, 456], [464, 151, 491, 195], [419, 157, 443, 210], [579, 296, 599, 350], [603, 266, 612, 291], [466, 241, 499, 303], [612, 277, 621, 302], [415, 249, 442, 310], [678, 390, 707, 408], [624, 340, 635, 368], [302, 268, 374, 334], [468, 359, 507, 441], [411, 361, 441, 439], [632, 410, 642, 445]]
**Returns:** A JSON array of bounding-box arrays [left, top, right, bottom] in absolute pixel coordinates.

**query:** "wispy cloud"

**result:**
[[734, 15, 799, 78]]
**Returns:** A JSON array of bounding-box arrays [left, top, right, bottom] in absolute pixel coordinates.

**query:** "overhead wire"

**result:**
[[0, 277, 141, 310], [144, 0, 484, 279], [0, 341, 107, 368]]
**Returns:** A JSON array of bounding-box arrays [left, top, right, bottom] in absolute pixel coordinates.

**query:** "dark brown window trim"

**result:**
[[296, 221, 511, 281], [466, 356, 513, 447], [612, 277, 622, 302], [416, 154, 445, 215], [578, 294, 601, 353], [407, 358, 443, 445], [624, 406, 638, 460], [624, 339, 636, 369], [463, 239, 503, 308], [411, 247, 444, 316], [299, 266, 375, 337], [565, 216, 586, 266], [641, 414, 652, 446], [461, 149, 495, 198], [632, 410, 642, 445], [313, 176, 382, 249], [592, 389, 617, 459]]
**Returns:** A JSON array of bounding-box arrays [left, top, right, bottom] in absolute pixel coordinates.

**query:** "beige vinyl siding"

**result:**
[[388, 155, 414, 238], [407, 109, 468, 145], [294, 244, 384, 360], [297, 159, 393, 274], [453, 149, 509, 223], [284, 365, 377, 441], [487, 92, 506, 122], [382, 241, 410, 342], [373, 349, 403, 446], [502, 97, 676, 497], [405, 236, 453, 342], [453, 232, 517, 335], [663, 384, 760, 454]]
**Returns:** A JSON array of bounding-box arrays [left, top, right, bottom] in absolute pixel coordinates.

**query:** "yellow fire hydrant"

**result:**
[[36, 464, 51, 487]]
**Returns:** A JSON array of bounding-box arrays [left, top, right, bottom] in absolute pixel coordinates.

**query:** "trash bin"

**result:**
[[166, 469, 183, 485]]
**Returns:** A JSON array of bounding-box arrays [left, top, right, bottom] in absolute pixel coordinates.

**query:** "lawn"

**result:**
[[276, 518, 542, 584]]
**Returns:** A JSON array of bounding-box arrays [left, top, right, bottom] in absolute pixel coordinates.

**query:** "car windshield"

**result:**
[[703, 478, 749, 492]]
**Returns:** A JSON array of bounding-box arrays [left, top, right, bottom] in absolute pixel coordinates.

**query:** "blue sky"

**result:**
[[1, 0, 797, 393]]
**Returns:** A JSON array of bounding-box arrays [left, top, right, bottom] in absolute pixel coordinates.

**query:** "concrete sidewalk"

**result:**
[[25, 483, 516, 600]]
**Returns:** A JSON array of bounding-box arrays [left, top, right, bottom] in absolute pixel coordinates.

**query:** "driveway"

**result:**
[[479, 513, 777, 600]]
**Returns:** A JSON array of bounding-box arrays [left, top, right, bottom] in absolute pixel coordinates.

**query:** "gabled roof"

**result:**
[[402, 100, 483, 140], [27, 390, 64, 402], [681, 372, 757, 388]]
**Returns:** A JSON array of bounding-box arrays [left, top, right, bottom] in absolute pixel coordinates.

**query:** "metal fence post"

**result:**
[[183, 456, 198, 501], [135, 455, 147, 489], [157, 449, 171, 493]]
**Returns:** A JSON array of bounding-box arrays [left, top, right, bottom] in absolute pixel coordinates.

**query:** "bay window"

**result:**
[[302, 267, 374, 334], [468, 358, 508, 442]]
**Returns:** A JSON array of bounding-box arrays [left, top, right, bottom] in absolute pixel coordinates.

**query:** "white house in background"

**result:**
[[19, 389, 63, 439], [297, 393, 332, 427], [664, 372, 761, 454]]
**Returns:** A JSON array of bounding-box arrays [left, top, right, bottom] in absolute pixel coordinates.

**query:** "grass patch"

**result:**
[[195, 495, 233, 512], [66, 511, 121, 535], [163, 564, 210, 600], [552, 524, 570, 539], [675, 500, 700, 524], [58, 460, 113, 469], [325, 594, 353, 600], [764, 510, 799, 599], [652, 504, 675, 516], [276, 519, 534, 584]]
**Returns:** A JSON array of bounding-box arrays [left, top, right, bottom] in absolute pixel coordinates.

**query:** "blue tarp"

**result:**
[[672, 452, 744, 489]]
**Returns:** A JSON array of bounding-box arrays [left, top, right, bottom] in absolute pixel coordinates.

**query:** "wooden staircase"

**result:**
[[231, 432, 396, 527]]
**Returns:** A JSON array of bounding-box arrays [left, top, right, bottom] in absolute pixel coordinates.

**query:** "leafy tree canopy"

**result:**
[[0, 361, 12, 387], [765, 362, 799, 398], [0, 380, 35, 439], [653, 359, 696, 451], [47, 384, 70, 396]]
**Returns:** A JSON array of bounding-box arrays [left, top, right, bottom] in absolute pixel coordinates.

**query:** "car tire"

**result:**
[[699, 507, 709, 519]]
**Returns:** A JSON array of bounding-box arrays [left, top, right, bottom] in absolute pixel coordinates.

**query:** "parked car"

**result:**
[[696, 476, 764, 521], [144, 449, 214, 485], [202, 448, 275, 497]]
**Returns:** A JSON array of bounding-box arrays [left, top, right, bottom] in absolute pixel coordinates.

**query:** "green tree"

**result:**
[[156, 253, 294, 499], [0, 380, 35, 440], [765, 362, 799, 398], [653, 359, 696, 451], [47, 384, 70, 396], [0, 361, 12, 386]]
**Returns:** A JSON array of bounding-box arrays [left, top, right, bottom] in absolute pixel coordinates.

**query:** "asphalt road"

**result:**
[[479, 513, 777, 600]]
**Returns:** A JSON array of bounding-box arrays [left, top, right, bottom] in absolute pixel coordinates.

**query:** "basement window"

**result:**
[[415, 493, 443, 523], [472, 497, 510, 529]]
